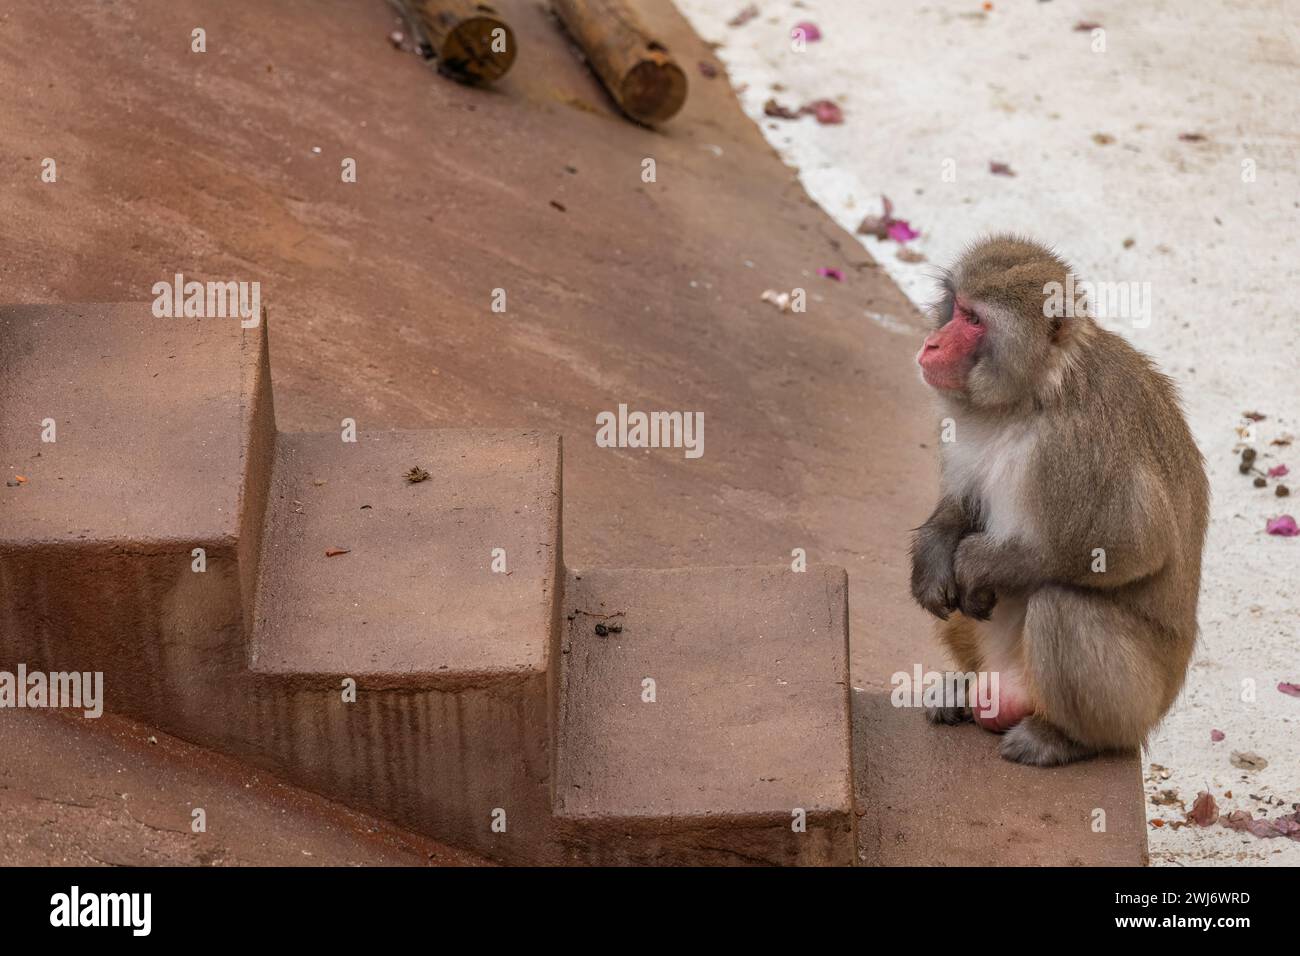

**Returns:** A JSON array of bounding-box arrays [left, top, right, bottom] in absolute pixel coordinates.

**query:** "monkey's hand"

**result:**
[[910, 529, 961, 620], [952, 533, 1002, 621]]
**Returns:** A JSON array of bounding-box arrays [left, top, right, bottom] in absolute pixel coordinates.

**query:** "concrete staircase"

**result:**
[[0, 304, 854, 865]]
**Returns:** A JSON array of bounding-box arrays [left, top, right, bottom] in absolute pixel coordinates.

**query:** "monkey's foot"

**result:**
[[998, 716, 1097, 766], [924, 704, 972, 725]]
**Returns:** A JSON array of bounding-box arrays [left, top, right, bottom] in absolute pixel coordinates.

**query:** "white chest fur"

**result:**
[[941, 416, 1039, 544]]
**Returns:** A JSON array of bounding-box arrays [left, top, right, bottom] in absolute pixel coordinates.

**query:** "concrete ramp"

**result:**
[[0, 303, 853, 864]]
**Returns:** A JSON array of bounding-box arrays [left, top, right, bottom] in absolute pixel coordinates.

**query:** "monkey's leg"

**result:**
[[1003, 587, 1170, 767], [965, 596, 1036, 733], [925, 614, 980, 725]]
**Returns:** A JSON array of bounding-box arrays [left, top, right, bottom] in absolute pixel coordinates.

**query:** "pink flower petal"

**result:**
[[1266, 514, 1299, 536], [791, 21, 822, 42], [887, 220, 920, 242], [1278, 682, 1300, 698], [1268, 464, 1289, 478], [817, 267, 844, 281], [802, 99, 843, 124], [1210, 729, 1225, 741]]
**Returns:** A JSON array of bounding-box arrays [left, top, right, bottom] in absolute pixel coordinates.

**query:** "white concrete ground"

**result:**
[[675, 0, 1300, 865]]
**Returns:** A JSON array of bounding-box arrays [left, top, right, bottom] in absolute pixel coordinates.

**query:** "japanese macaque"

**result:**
[[909, 236, 1208, 766]]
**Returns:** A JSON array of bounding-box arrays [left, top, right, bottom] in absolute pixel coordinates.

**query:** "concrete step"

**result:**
[[251, 429, 562, 686], [554, 566, 855, 864], [242, 427, 563, 860], [0, 303, 273, 733]]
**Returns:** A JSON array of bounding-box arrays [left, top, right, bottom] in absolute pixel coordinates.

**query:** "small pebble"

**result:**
[[1278, 485, 1291, 497], [594, 623, 608, 637], [1253, 476, 1267, 488]]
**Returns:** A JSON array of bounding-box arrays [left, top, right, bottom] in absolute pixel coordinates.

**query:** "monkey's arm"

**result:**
[[910, 495, 975, 619], [953, 476, 1175, 595]]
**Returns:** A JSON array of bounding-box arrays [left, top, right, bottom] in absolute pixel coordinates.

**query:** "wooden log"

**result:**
[[551, 0, 687, 125], [410, 0, 517, 84]]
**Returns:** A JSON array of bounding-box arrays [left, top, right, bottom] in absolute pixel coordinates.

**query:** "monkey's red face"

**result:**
[[917, 298, 986, 391]]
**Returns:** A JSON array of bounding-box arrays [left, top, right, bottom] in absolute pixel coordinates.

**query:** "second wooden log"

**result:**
[[552, 0, 687, 125]]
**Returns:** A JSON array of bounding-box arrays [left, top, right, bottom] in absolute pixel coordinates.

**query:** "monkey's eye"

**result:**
[[966, 310, 981, 326]]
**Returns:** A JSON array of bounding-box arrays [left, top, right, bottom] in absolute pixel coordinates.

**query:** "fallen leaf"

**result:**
[[857, 217, 890, 240], [763, 97, 801, 120], [1278, 682, 1300, 698], [1211, 728, 1225, 742], [1221, 809, 1300, 840], [1265, 515, 1299, 537], [549, 199, 567, 212], [1243, 411, 1267, 421], [1267, 464, 1289, 478], [404, 466, 431, 483], [1271, 433, 1294, 447], [1188, 791, 1219, 826], [14, 476, 26, 484], [698, 60, 719, 79], [1179, 132, 1208, 142], [728, 4, 759, 28], [1092, 132, 1115, 146], [1150, 789, 1184, 807], [325, 547, 350, 557], [1230, 750, 1269, 771], [760, 289, 791, 312], [817, 266, 844, 281], [989, 160, 1016, 176], [1149, 818, 1166, 828], [1074, 21, 1103, 31]]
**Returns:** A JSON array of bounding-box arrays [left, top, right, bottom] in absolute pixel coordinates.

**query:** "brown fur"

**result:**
[[910, 236, 1209, 765], [938, 613, 983, 674]]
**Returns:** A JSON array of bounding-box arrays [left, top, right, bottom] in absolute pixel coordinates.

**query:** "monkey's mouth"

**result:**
[[919, 361, 968, 392], [916, 340, 975, 392]]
